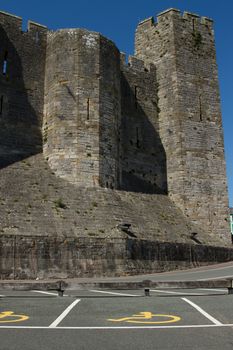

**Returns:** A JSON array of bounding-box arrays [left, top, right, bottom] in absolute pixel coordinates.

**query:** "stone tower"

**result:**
[[43, 30, 121, 189], [0, 12, 47, 167], [135, 9, 229, 242]]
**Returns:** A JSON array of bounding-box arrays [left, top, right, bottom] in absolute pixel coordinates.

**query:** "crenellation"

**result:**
[[157, 8, 181, 24], [183, 11, 201, 20], [128, 55, 145, 71], [0, 11, 22, 29], [157, 8, 181, 17], [138, 16, 154, 27], [121, 54, 151, 73], [27, 20, 48, 32]]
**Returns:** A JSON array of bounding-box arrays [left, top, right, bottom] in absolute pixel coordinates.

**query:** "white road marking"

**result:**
[[0, 294, 5, 297], [150, 289, 205, 296], [198, 288, 227, 292], [89, 290, 140, 297], [32, 290, 62, 296], [1, 324, 233, 330], [49, 299, 81, 328], [182, 297, 222, 325], [198, 275, 233, 281], [159, 264, 233, 276]]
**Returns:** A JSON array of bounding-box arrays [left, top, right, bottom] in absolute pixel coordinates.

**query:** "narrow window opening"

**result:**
[[134, 86, 138, 109], [106, 182, 109, 188], [35, 31, 39, 44], [0, 95, 3, 115], [199, 95, 202, 121], [87, 98, 90, 120], [2, 51, 8, 75], [136, 127, 140, 148], [192, 19, 195, 32]]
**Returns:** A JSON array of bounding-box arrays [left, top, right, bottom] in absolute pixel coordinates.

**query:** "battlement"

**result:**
[[138, 8, 213, 29], [120, 53, 154, 72], [0, 10, 22, 29], [28, 20, 47, 33], [0, 10, 47, 33]]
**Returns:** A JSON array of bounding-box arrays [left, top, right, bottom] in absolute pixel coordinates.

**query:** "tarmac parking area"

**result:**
[[1, 289, 233, 350]]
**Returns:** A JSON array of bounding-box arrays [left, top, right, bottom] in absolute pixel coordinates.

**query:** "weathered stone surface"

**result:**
[[0, 9, 231, 279], [135, 9, 229, 243], [0, 154, 214, 244], [0, 11, 47, 167], [1, 233, 233, 279]]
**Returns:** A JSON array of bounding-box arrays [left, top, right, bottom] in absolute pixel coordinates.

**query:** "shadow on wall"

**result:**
[[120, 73, 167, 194], [0, 25, 42, 169]]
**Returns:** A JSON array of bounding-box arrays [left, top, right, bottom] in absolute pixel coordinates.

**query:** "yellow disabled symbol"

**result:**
[[108, 311, 181, 324], [0, 311, 29, 323]]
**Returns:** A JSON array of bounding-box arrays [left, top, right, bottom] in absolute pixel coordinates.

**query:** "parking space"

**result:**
[[1, 288, 233, 350], [1, 263, 233, 349], [0, 289, 232, 329], [0, 295, 75, 327]]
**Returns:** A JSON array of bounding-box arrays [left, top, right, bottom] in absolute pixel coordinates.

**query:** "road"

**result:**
[[1, 261, 233, 350]]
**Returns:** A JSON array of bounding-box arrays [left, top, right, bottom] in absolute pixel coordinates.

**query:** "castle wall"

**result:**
[[99, 36, 121, 189], [135, 9, 230, 242], [0, 11, 47, 167], [44, 30, 120, 188], [120, 55, 167, 193]]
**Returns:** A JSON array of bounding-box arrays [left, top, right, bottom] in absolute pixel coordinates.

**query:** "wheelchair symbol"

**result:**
[[108, 311, 181, 324], [0, 311, 29, 323]]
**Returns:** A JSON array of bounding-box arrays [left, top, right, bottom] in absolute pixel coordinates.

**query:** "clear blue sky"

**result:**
[[1, 0, 233, 205]]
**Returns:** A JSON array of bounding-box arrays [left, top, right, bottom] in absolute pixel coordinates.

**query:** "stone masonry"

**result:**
[[0, 8, 231, 278], [135, 9, 229, 243]]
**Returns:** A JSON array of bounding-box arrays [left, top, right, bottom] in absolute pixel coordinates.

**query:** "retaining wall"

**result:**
[[1, 235, 233, 279]]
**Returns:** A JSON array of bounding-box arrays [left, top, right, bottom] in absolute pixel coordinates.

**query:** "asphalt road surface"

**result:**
[[1, 261, 233, 350]]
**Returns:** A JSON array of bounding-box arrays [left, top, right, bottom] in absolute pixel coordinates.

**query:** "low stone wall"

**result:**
[[1, 235, 233, 279]]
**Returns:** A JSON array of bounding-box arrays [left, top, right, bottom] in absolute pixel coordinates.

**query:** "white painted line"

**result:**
[[198, 288, 227, 292], [89, 290, 140, 297], [49, 299, 81, 328], [161, 264, 233, 276], [198, 275, 233, 281], [150, 289, 205, 296], [32, 290, 60, 296], [182, 297, 222, 325], [1, 324, 233, 330], [0, 294, 5, 297], [32, 290, 68, 297]]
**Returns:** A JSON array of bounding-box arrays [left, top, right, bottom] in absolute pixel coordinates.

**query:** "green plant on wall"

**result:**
[[54, 198, 67, 209]]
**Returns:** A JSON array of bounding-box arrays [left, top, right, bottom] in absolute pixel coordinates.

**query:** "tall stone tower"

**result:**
[[43, 30, 121, 189], [0, 12, 47, 167], [135, 9, 229, 242]]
